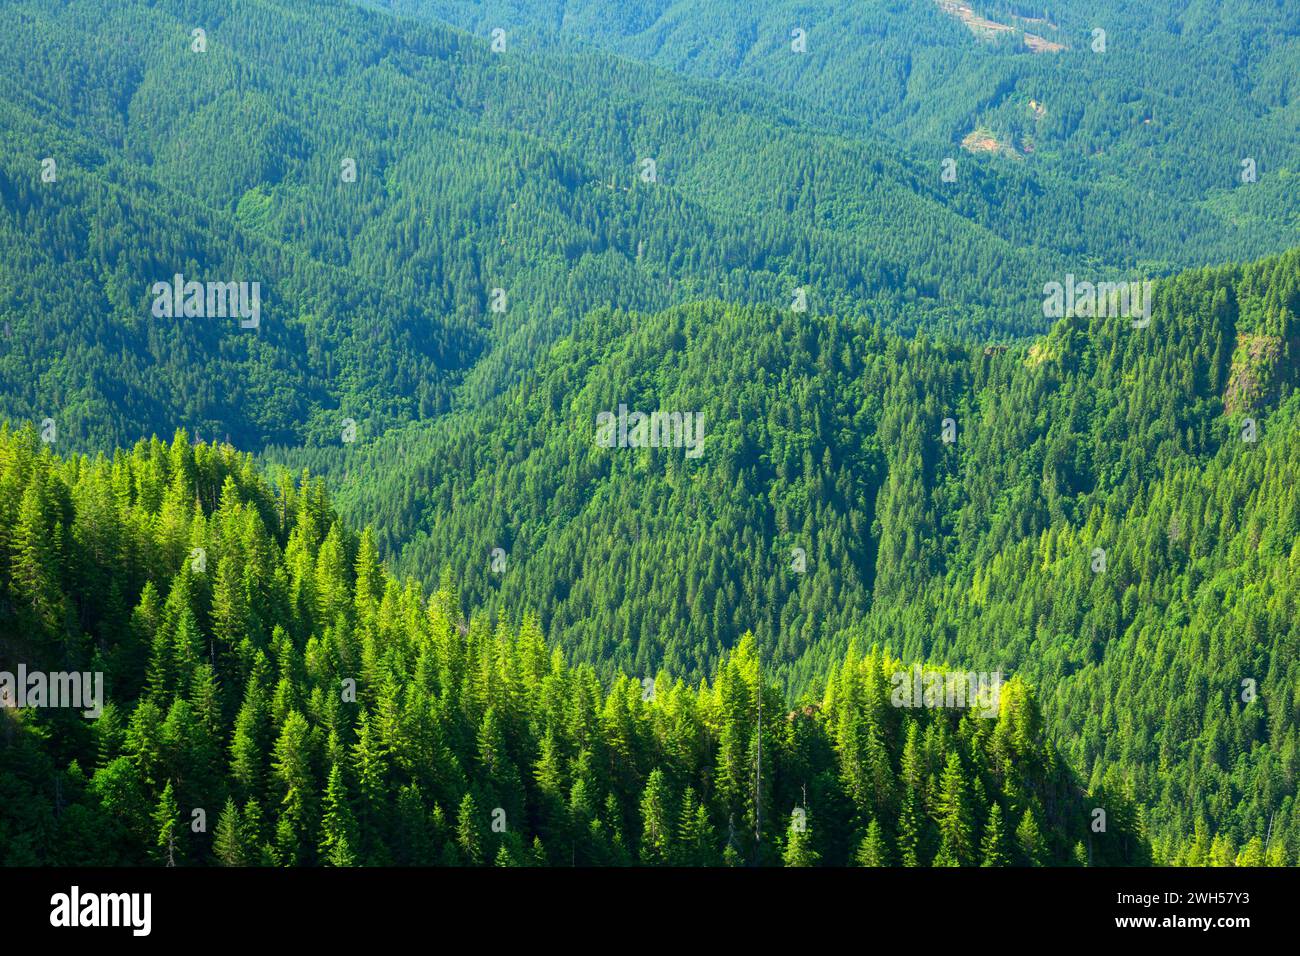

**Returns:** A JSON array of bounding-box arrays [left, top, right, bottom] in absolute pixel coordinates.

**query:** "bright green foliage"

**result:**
[[0, 431, 1130, 866], [856, 818, 890, 868], [0, 0, 1297, 872], [306, 248, 1300, 864], [980, 804, 1008, 868], [783, 810, 820, 868]]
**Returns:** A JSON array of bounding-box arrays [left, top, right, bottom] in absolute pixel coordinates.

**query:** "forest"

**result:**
[[4, 0, 1298, 453], [271, 247, 1300, 865], [0, 0, 1298, 869], [0, 429, 1148, 866]]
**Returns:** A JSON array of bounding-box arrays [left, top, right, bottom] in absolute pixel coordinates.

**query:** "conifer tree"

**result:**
[[271, 711, 315, 866], [896, 791, 923, 867], [213, 797, 247, 866], [11, 479, 62, 638], [856, 818, 890, 866], [639, 769, 672, 864], [935, 752, 974, 866], [456, 792, 486, 866], [1016, 808, 1048, 867], [980, 803, 1007, 867], [676, 786, 716, 866], [153, 781, 180, 867], [320, 764, 359, 866], [782, 809, 819, 867]]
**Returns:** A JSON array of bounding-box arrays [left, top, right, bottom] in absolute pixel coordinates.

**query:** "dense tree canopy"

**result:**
[[275, 247, 1300, 862], [1, 0, 1297, 869], [0, 430, 1142, 866]]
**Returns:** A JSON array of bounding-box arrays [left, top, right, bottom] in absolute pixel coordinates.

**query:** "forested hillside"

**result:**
[[4, 0, 1297, 455], [0, 0, 1043, 453], [391, 0, 1300, 238], [0, 431, 1144, 866], [274, 247, 1300, 862], [1, 0, 1298, 872]]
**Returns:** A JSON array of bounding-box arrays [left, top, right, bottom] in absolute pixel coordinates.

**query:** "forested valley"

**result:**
[[274, 248, 1300, 864], [0, 430, 1150, 866], [1, 0, 1298, 869]]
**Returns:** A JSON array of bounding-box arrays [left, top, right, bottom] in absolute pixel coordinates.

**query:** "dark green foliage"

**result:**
[[282, 248, 1300, 863], [0, 430, 1130, 865], [396, 0, 1300, 261], [1, 0, 1297, 870], [7, 0, 1297, 453]]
